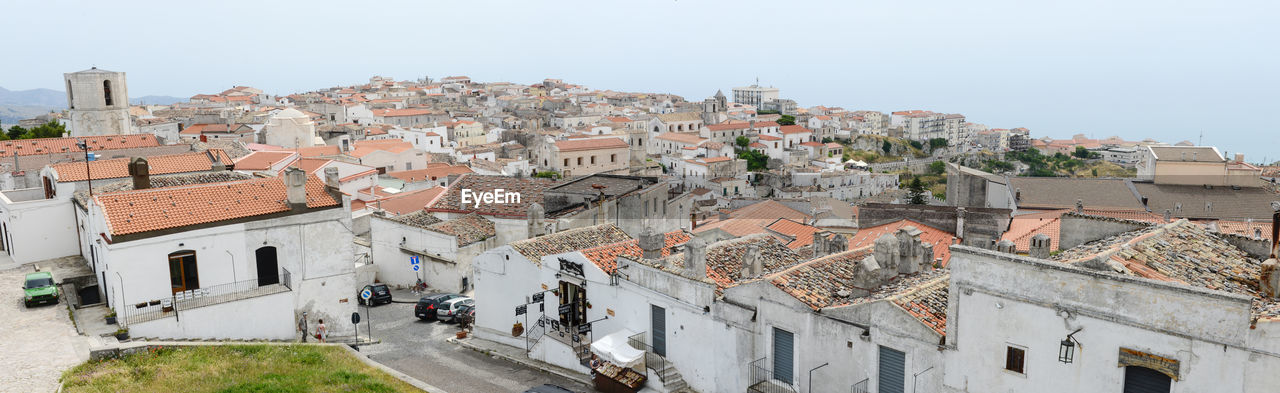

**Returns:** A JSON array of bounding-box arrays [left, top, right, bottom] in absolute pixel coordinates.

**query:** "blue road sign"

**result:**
[[360, 288, 373, 300], [410, 255, 420, 265], [412, 264, 420, 272]]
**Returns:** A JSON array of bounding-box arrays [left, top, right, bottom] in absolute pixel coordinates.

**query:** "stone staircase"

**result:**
[[646, 351, 694, 393]]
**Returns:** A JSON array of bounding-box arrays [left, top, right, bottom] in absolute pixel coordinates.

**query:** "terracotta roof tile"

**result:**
[[849, 220, 957, 266], [554, 137, 628, 152], [50, 150, 232, 182], [234, 151, 298, 171], [386, 163, 473, 183], [97, 174, 340, 237], [0, 134, 160, 158], [428, 174, 555, 218], [580, 231, 691, 273], [376, 187, 446, 215], [509, 224, 633, 265]]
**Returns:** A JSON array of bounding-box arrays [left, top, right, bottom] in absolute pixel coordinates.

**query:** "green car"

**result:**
[[23, 271, 58, 307]]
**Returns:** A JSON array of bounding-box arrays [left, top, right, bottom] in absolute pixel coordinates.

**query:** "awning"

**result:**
[[590, 329, 644, 368]]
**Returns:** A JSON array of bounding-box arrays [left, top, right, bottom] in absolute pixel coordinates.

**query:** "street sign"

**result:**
[[351, 312, 361, 324], [516, 305, 527, 316], [360, 288, 373, 301], [577, 323, 592, 334], [532, 292, 544, 303], [558, 303, 571, 314], [410, 255, 419, 265], [412, 264, 420, 272]]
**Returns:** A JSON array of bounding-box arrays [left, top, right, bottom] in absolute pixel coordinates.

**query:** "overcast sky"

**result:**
[[2, 0, 1277, 161]]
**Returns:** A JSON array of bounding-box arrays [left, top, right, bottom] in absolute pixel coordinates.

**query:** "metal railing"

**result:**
[[122, 268, 293, 326], [748, 357, 796, 393], [852, 378, 870, 393], [627, 331, 670, 382]]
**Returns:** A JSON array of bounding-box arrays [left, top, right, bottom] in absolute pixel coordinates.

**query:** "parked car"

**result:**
[[23, 271, 57, 308], [523, 384, 576, 393], [436, 297, 474, 323], [359, 284, 392, 306], [415, 293, 461, 321]]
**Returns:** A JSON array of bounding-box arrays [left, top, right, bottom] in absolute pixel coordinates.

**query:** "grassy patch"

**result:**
[[61, 345, 420, 393]]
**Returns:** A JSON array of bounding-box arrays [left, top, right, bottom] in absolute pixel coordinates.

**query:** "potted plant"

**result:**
[[104, 310, 117, 325], [114, 327, 129, 340]]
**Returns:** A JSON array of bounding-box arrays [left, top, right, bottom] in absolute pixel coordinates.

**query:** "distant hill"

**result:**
[[131, 95, 186, 106], [0, 87, 67, 107], [0, 86, 186, 123]]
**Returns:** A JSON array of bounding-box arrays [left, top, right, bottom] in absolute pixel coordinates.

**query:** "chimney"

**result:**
[[874, 234, 897, 272], [128, 157, 150, 190], [284, 167, 307, 208], [1236, 153, 1245, 163], [638, 228, 665, 260], [527, 202, 546, 237], [996, 240, 1016, 254], [684, 236, 707, 279], [690, 212, 697, 230], [1029, 234, 1052, 259], [1076, 199, 1084, 214], [323, 167, 340, 189], [1015, 188, 1021, 202], [955, 207, 966, 240], [741, 244, 762, 277]]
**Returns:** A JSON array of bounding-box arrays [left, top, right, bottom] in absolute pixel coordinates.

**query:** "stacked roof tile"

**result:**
[[580, 231, 691, 273], [849, 220, 957, 266], [50, 149, 233, 182], [429, 174, 555, 218], [0, 134, 160, 158], [509, 224, 633, 265]]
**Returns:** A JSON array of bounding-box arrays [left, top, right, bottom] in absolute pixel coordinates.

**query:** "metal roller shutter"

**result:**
[[773, 327, 794, 385], [878, 346, 906, 393], [1123, 367, 1172, 393]]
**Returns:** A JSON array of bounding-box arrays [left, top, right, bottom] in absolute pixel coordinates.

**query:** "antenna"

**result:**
[[1198, 130, 1203, 146]]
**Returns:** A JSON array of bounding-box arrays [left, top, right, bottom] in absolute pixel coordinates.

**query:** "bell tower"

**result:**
[[65, 67, 132, 137]]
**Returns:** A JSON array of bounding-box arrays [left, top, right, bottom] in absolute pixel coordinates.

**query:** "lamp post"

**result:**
[[75, 140, 93, 196], [808, 362, 829, 393]]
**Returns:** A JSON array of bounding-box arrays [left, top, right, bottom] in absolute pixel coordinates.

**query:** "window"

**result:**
[[103, 80, 113, 106], [67, 79, 74, 109], [611, 154, 616, 163], [564, 158, 569, 167], [590, 156, 596, 164], [577, 157, 583, 165], [168, 251, 199, 293], [1005, 346, 1026, 374]]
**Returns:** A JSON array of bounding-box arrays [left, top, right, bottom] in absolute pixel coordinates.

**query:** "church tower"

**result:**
[[65, 67, 132, 137], [701, 89, 728, 125]]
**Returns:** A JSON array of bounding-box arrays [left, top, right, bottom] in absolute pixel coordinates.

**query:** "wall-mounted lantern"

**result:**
[[1059, 328, 1083, 363]]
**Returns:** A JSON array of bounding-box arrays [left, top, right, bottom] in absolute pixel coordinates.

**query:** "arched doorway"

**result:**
[[256, 246, 279, 286], [1123, 366, 1172, 393]]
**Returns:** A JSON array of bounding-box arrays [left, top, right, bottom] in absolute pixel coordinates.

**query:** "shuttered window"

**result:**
[[1123, 367, 1172, 393], [772, 327, 794, 384], [878, 346, 906, 393], [1005, 346, 1025, 374]]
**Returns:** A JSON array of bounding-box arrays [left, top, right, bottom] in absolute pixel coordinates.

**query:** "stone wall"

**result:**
[[858, 203, 1011, 245], [1058, 213, 1150, 250], [1216, 232, 1274, 260]]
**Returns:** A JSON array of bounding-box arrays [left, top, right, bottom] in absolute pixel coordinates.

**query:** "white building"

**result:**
[[369, 211, 496, 292], [733, 84, 781, 108], [262, 108, 321, 149], [83, 168, 359, 340]]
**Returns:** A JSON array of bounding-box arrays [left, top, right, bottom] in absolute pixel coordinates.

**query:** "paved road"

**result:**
[[0, 258, 89, 393], [358, 293, 591, 393]]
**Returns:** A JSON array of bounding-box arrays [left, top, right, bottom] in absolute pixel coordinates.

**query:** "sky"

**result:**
[[2, 0, 1277, 162]]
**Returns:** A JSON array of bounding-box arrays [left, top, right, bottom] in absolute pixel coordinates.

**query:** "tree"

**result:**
[[532, 170, 560, 179], [821, 137, 833, 144], [882, 140, 893, 154], [928, 160, 946, 175], [929, 138, 948, 150], [907, 176, 928, 205], [737, 150, 769, 171], [735, 136, 750, 148], [778, 114, 796, 126], [24, 121, 66, 139], [1073, 146, 1090, 159], [7, 126, 27, 140], [908, 140, 923, 150]]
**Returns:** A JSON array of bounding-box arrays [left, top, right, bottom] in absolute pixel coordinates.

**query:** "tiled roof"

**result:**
[[1132, 182, 1279, 220], [580, 231, 691, 273], [889, 275, 950, 335], [389, 212, 495, 246], [771, 247, 875, 309], [73, 172, 254, 207], [703, 235, 808, 290], [376, 187, 446, 215], [428, 174, 554, 218], [1003, 210, 1066, 252], [655, 132, 706, 145], [386, 163, 473, 183], [290, 145, 342, 157], [765, 218, 830, 249], [731, 200, 810, 220], [554, 137, 628, 152], [50, 150, 232, 182], [387, 209, 443, 228], [509, 224, 633, 265], [0, 134, 160, 158], [96, 174, 340, 237], [1214, 220, 1273, 239], [348, 139, 414, 158], [779, 125, 813, 135], [655, 112, 702, 122], [849, 220, 957, 267], [234, 151, 298, 171], [1052, 220, 1278, 318]]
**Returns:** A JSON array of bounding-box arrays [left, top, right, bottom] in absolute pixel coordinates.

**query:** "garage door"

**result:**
[[1123, 366, 1171, 393], [878, 346, 906, 393]]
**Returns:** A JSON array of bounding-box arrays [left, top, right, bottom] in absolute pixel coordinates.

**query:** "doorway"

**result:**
[[255, 247, 279, 286], [1123, 366, 1172, 393], [168, 251, 199, 293]]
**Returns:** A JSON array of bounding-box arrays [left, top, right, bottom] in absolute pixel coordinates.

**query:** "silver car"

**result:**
[[436, 297, 474, 323]]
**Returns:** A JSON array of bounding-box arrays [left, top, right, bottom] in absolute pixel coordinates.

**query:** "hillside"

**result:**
[[0, 86, 185, 123]]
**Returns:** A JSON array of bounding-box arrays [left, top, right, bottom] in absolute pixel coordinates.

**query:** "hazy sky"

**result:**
[[2, 0, 1277, 161]]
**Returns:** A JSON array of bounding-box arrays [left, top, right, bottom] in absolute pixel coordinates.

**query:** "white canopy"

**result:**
[[590, 329, 644, 368]]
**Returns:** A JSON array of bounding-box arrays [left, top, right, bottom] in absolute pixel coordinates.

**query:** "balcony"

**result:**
[[122, 268, 292, 326], [748, 358, 797, 393]]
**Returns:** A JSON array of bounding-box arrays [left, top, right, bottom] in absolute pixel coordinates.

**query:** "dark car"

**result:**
[[359, 284, 392, 306], [522, 384, 575, 393], [415, 293, 461, 321]]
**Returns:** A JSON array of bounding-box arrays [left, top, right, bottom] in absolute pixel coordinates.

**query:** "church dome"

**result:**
[[274, 108, 307, 119]]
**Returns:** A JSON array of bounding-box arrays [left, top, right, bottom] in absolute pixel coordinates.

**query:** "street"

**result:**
[[0, 257, 89, 393], [356, 291, 592, 393]]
